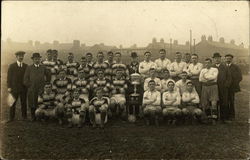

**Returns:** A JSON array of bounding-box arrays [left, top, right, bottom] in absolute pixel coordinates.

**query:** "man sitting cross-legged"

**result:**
[[162, 80, 181, 125], [89, 87, 109, 129], [142, 80, 161, 126], [181, 81, 202, 124], [35, 83, 58, 121], [65, 88, 88, 128]]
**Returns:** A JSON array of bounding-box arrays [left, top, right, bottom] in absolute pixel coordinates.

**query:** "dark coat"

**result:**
[[23, 64, 51, 93], [213, 64, 232, 88], [7, 62, 28, 93], [227, 64, 242, 93]]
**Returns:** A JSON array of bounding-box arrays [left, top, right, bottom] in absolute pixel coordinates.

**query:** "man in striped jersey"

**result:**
[[111, 52, 129, 80], [65, 52, 79, 82], [65, 89, 88, 128], [52, 49, 64, 66], [78, 56, 91, 80], [89, 87, 109, 128], [105, 51, 116, 80], [110, 69, 128, 118], [90, 52, 109, 80]]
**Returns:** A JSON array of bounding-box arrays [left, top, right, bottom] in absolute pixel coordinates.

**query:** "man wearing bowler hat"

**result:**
[[7, 51, 28, 122], [24, 53, 51, 121], [212, 52, 232, 123], [128, 52, 139, 75], [224, 54, 242, 121]]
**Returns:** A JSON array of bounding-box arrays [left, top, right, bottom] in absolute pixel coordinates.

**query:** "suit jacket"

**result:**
[[23, 64, 51, 94], [227, 64, 242, 93], [7, 62, 28, 93], [213, 63, 232, 89]]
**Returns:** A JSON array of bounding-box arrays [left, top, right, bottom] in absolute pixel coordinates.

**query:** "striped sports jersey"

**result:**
[[66, 98, 86, 113], [90, 97, 109, 113], [72, 78, 90, 94], [78, 64, 92, 78], [90, 62, 109, 80], [38, 91, 56, 109], [65, 61, 79, 78], [42, 60, 59, 76], [53, 77, 72, 94], [111, 77, 128, 95], [111, 63, 130, 80], [91, 78, 111, 95], [104, 61, 116, 80]]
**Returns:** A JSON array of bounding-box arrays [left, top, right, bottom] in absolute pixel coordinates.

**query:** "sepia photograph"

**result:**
[[1, 1, 249, 159]]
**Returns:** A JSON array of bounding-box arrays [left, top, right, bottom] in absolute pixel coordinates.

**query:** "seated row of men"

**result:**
[[35, 67, 202, 128]]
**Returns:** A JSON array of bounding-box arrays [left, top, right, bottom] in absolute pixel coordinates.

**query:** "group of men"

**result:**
[[7, 48, 242, 128]]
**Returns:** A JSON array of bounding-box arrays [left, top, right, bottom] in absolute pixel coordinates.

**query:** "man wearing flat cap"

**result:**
[[24, 53, 51, 121], [224, 54, 242, 121], [212, 52, 232, 123], [7, 51, 28, 122]]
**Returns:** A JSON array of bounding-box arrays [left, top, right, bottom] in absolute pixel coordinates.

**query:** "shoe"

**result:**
[[78, 123, 82, 128], [100, 123, 104, 129], [58, 119, 63, 125], [146, 120, 150, 126], [92, 123, 96, 128]]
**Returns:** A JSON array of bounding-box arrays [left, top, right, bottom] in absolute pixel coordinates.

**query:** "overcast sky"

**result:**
[[2, 1, 249, 47]]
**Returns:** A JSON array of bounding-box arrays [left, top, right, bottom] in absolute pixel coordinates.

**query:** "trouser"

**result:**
[[228, 90, 235, 119], [191, 78, 202, 98], [218, 86, 230, 120], [27, 89, 40, 120], [9, 91, 27, 120]]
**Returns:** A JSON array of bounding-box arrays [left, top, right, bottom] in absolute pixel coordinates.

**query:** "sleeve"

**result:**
[[89, 98, 96, 106], [151, 92, 161, 105], [23, 66, 31, 87], [142, 91, 151, 105], [235, 65, 243, 83], [191, 91, 200, 104], [37, 95, 43, 105], [155, 59, 161, 71], [182, 93, 190, 102], [169, 63, 177, 76], [143, 78, 149, 91], [139, 62, 147, 74], [155, 79, 162, 91], [225, 66, 232, 88], [192, 63, 203, 75], [44, 67, 51, 82], [72, 80, 77, 89], [173, 92, 181, 106], [199, 69, 206, 82], [205, 68, 218, 80], [7, 64, 13, 89], [162, 92, 172, 106]]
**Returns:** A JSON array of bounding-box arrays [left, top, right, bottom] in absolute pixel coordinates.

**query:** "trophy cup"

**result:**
[[128, 73, 141, 123]]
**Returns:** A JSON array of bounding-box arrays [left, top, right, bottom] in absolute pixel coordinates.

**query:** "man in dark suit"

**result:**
[[225, 54, 242, 121], [212, 53, 232, 123], [7, 51, 28, 121], [23, 53, 51, 121]]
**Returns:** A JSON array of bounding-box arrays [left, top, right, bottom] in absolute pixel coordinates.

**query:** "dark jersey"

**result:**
[[66, 98, 86, 113], [111, 77, 128, 95], [111, 63, 130, 80], [72, 78, 90, 94], [65, 61, 79, 77], [128, 61, 139, 74], [90, 61, 109, 80], [42, 60, 59, 76], [38, 91, 57, 109], [53, 77, 72, 94], [90, 97, 109, 113]]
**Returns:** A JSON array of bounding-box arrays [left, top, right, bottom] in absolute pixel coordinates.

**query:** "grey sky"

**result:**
[[2, 1, 249, 48]]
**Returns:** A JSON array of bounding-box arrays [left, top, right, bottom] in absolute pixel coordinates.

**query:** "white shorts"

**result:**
[[143, 105, 162, 114], [163, 106, 181, 116], [111, 94, 126, 105]]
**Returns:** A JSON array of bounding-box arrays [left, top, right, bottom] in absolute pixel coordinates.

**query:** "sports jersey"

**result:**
[[144, 77, 162, 91], [72, 78, 90, 95], [169, 61, 187, 77], [65, 61, 79, 80], [78, 64, 92, 78], [38, 91, 56, 109], [89, 97, 109, 113], [162, 90, 181, 106], [42, 59, 59, 77], [199, 67, 218, 83], [139, 60, 157, 77], [154, 58, 171, 72], [182, 89, 200, 104], [91, 78, 111, 96], [90, 61, 109, 80], [111, 62, 130, 80], [175, 79, 192, 95], [104, 61, 116, 80], [53, 77, 72, 99], [66, 98, 86, 113], [110, 77, 128, 95]]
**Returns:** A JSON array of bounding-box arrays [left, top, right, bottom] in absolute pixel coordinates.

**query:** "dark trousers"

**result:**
[[27, 89, 39, 120], [10, 91, 27, 120], [218, 86, 230, 120], [228, 90, 235, 119]]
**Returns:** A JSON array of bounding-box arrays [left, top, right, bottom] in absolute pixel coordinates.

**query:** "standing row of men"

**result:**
[[7, 49, 242, 126]]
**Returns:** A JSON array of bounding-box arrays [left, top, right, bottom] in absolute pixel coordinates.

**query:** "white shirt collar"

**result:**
[[17, 61, 22, 67], [34, 64, 39, 67]]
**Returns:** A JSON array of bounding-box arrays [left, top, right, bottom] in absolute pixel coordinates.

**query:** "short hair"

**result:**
[[182, 71, 188, 74], [58, 68, 66, 73], [86, 52, 92, 56], [191, 53, 198, 57], [68, 52, 74, 56], [46, 49, 52, 53], [97, 51, 104, 56], [162, 69, 170, 73], [205, 58, 212, 62], [185, 53, 191, 56], [149, 67, 155, 71], [96, 69, 104, 73], [186, 81, 193, 85], [144, 51, 151, 55], [148, 80, 156, 84], [81, 56, 86, 60], [52, 50, 58, 54], [225, 54, 234, 58], [107, 51, 113, 55], [115, 52, 121, 55], [95, 87, 104, 93], [159, 49, 166, 53], [73, 88, 80, 93], [167, 80, 175, 85], [44, 82, 52, 87], [176, 52, 181, 55]]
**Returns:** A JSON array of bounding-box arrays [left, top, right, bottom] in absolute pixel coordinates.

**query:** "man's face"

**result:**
[[149, 69, 155, 77], [187, 83, 193, 92], [68, 55, 74, 62], [86, 54, 93, 62], [144, 52, 151, 61], [181, 73, 188, 80], [53, 53, 58, 60], [97, 71, 104, 79], [73, 91, 80, 99], [131, 57, 138, 62], [78, 72, 85, 79], [33, 57, 41, 64], [97, 53, 104, 62], [160, 51, 166, 59], [176, 54, 182, 61], [167, 82, 175, 91], [115, 54, 121, 62], [108, 53, 113, 61], [47, 53, 53, 60], [16, 54, 24, 62], [213, 57, 221, 64], [44, 85, 52, 93], [96, 90, 103, 98], [163, 71, 170, 79], [205, 60, 212, 68], [58, 71, 66, 79], [191, 56, 198, 64], [185, 54, 191, 62], [116, 70, 123, 78], [225, 56, 233, 64], [81, 58, 87, 66], [148, 82, 156, 91]]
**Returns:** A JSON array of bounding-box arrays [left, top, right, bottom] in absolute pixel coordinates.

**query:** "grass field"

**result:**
[[0, 65, 249, 159]]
